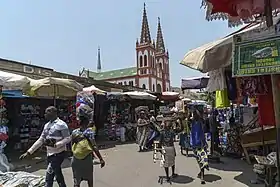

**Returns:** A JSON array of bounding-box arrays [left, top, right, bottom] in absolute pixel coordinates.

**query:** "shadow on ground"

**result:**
[[210, 157, 257, 186], [204, 174, 222, 182], [171, 175, 194, 184]]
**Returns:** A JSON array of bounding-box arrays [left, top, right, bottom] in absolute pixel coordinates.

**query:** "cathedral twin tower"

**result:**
[[135, 3, 170, 92]]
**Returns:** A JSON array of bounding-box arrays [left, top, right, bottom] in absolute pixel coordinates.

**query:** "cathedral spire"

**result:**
[[156, 17, 165, 53], [97, 46, 101, 73], [140, 3, 151, 44]]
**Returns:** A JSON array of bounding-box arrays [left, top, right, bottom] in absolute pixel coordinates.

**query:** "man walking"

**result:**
[[20, 106, 71, 187]]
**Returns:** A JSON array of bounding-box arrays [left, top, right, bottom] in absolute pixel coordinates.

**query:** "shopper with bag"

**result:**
[[71, 104, 105, 187], [20, 106, 71, 187]]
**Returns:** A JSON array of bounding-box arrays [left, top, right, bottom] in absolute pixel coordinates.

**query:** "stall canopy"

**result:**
[[160, 92, 180, 101], [83, 85, 106, 95], [180, 23, 261, 73], [122, 91, 157, 100], [181, 76, 209, 90], [29, 77, 83, 97], [0, 71, 31, 90], [2, 90, 27, 98]]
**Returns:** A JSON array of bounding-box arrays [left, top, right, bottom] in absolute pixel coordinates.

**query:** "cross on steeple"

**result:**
[[140, 3, 151, 44]]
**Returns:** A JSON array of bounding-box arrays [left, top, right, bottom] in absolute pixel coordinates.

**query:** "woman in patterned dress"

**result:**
[[191, 110, 209, 185], [137, 111, 149, 152]]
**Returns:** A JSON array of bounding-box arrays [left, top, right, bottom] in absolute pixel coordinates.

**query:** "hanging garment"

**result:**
[[207, 68, 227, 93], [215, 90, 230, 108], [239, 76, 268, 97], [258, 76, 275, 126], [225, 70, 237, 101]]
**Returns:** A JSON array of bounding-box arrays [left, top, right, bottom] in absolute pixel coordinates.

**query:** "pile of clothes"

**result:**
[[0, 171, 45, 187]]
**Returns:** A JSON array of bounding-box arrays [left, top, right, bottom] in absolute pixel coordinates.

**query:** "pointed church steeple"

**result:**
[[97, 46, 101, 73], [156, 17, 165, 53], [140, 3, 151, 44]]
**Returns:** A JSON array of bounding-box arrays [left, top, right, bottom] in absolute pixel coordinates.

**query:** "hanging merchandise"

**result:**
[[248, 96, 258, 107], [239, 76, 268, 97], [257, 76, 275, 126], [215, 89, 230, 108], [225, 70, 237, 101]]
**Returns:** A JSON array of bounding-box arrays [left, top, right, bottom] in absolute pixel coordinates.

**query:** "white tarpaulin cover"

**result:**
[[162, 92, 179, 96], [180, 23, 260, 72], [29, 77, 83, 97], [123, 91, 156, 100], [181, 76, 209, 90], [83, 85, 106, 95], [0, 71, 31, 90], [0, 171, 45, 187]]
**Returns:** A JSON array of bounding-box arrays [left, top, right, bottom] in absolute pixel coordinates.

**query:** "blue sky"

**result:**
[[0, 0, 237, 87]]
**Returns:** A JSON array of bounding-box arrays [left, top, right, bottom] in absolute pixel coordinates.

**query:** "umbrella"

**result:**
[[29, 77, 83, 97], [122, 91, 157, 100], [180, 23, 261, 72], [82, 85, 106, 95], [0, 70, 31, 90]]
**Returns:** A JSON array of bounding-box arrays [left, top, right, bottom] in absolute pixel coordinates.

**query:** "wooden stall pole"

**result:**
[[264, 0, 280, 185], [271, 74, 280, 187]]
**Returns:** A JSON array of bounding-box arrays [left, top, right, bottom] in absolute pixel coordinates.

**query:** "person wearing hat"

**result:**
[[71, 104, 105, 187], [159, 118, 178, 182], [137, 111, 149, 152]]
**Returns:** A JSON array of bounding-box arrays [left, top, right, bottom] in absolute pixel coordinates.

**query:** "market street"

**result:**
[[28, 143, 258, 187]]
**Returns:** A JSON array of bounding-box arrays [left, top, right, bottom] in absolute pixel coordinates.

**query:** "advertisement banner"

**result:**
[[233, 36, 280, 77]]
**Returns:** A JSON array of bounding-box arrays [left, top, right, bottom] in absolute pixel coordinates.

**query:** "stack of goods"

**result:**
[[104, 113, 118, 141], [0, 94, 9, 153], [76, 91, 95, 130], [17, 104, 43, 150]]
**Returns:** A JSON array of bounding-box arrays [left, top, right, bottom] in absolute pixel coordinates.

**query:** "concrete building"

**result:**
[[80, 4, 171, 92]]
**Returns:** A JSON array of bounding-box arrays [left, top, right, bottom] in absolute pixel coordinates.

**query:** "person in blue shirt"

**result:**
[[191, 110, 209, 185]]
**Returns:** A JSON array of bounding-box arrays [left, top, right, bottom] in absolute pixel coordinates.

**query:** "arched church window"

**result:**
[[142, 84, 146, 89], [144, 55, 147, 66], [140, 56, 143, 67], [159, 63, 163, 69]]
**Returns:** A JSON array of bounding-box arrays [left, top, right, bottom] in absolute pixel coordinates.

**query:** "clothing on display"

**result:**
[[17, 104, 43, 150], [257, 76, 275, 126], [239, 76, 268, 97], [225, 70, 237, 101], [207, 68, 227, 93], [215, 89, 230, 108]]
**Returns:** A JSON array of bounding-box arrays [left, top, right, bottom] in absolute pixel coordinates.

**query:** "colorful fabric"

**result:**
[[239, 76, 268, 97], [191, 120, 206, 148], [193, 147, 209, 170], [71, 128, 94, 159], [257, 76, 275, 126], [215, 89, 230, 108], [137, 126, 149, 147], [160, 130, 175, 147]]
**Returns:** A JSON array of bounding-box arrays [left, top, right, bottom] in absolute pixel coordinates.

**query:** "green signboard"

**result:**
[[233, 37, 280, 77]]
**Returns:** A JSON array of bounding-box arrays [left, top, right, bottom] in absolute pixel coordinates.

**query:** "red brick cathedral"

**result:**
[[80, 4, 171, 92]]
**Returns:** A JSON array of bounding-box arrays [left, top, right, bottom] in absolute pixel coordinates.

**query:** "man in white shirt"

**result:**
[[20, 106, 71, 187]]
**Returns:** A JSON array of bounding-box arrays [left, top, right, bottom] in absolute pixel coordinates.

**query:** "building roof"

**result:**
[[87, 67, 137, 80]]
